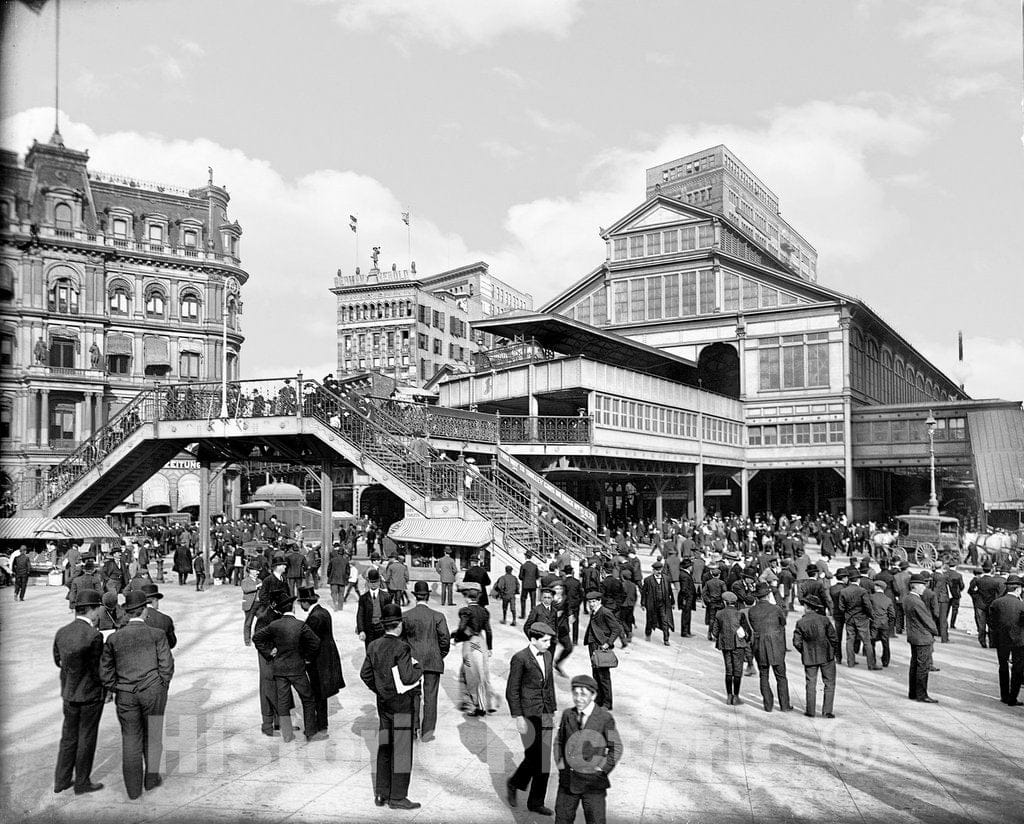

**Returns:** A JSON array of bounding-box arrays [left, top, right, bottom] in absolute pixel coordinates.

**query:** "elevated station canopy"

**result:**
[[472, 312, 698, 384]]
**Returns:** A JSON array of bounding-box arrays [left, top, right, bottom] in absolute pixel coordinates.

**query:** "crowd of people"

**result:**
[[38, 506, 1024, 823]]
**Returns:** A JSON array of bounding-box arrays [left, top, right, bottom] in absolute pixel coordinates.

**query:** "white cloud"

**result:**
[[526, 109, 590, 139], [917, 336, 1024, 401], [491, 66, 527, 89], [480, 139, 523, 162], [145, 45, 184, 81], [313, 0, 585, 49], [178, 40, 206, 58], [935, 72, 1007, 101], [70, 71, 110, 99], [645, 51, 677, 69]]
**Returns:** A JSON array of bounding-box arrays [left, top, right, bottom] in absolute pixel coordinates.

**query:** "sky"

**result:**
[[2, 0, 1022, 399]]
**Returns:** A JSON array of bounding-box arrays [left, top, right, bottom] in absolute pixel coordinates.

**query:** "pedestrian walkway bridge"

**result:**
[[20, 377, 604, 566]]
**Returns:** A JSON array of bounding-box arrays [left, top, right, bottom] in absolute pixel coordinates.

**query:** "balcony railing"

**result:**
[[48, 438, 79, 452]]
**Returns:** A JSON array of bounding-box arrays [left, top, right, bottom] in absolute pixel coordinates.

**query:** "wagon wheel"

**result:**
[[891, 546, 908, 564], [915, 542, 936, 569]]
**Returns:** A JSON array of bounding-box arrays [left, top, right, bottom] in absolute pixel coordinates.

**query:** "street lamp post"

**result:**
[[925, 410, 939, 516], [219, 276, 240, 419]]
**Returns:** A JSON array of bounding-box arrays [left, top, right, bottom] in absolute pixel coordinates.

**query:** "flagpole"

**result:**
[[54, 0, 61, 138]]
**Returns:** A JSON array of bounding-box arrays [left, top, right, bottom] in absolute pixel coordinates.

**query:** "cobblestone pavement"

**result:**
[[1, 558, 1020, 824]]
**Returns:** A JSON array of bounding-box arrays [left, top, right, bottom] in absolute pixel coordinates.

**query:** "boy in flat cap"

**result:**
[[553, 674, 621, 824]]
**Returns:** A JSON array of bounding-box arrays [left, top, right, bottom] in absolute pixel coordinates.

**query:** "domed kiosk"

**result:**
[[251, 482, 304, 505]]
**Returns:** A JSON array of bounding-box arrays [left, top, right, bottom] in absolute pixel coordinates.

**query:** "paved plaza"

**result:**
[[1, 557, 1020, 824]]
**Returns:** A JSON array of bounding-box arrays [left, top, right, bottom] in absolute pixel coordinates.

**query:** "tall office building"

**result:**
[[646, 145, 817, 281]]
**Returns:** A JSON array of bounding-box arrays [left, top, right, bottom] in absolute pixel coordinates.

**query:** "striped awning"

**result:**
[[107, 333, 133, 356], [0, 517, 120, 541], [144, 336, 170, 366], [388, 518, 492, 547]]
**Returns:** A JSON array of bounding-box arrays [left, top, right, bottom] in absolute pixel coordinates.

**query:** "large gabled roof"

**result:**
[[471, 311, 698, 383]]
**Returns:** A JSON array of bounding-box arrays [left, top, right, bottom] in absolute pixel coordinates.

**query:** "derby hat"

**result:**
[[909, 572, 930, 585], [123, 590, 149, 612], [75, 589, 103, 608], [141, 583, 163, 599], [413, 580, 430, 596], [754, 581, 770, 598], [381, 603, 403, 628], [366, 567, 381, 581], [802, 594, 824, 611], [273, 592, 297, 612], [1004, 574, 1022, 587]]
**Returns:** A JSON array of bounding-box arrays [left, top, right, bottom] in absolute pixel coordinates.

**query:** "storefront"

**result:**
[[387, 517, 493, 579]]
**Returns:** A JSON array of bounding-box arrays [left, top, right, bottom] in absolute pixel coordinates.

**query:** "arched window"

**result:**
[[180, 291, 201, 322], [109, 285, 130, 315], [145, 288, 166, 318], [48, 277, 79, 314], [54, 203, 73, 232]]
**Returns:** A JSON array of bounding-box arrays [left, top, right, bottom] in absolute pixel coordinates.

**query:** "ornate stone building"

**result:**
[[0, 132, 248, 513]]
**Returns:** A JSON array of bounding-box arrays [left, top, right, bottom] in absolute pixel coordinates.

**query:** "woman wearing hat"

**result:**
[[711, 591, 752, 705], [454, 582, 495, 716]]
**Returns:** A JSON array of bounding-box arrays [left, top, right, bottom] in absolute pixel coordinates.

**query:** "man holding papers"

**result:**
[[360, 603, 423, 810]]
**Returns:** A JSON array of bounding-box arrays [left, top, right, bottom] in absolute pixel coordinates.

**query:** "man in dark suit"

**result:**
[[326, 544, 350, 610], [986, 574, 1024, 706], [828, 569, 848, 664], [253, 591, 323, 743], [944, 561, 964, 630], [904, 572, 940, 703], [12, 546, 31, 601], [892, 560, 912, 634], [506, 621, 557, 816], [53, 589, 106, 795], [519, 555, 540, 619], [553, 674, 621, 824], [357, 568, 394, 648], [101, 548, 129, 594], [930, 563, 953, 642], [793, 594, 838, 718], [402, 580, 450, 742], [701, 566, 727, 641], [584, 591, 625, 711], [284, 544, 305, 598], [641, 561, 675, 645], [968, 563, 1005, 647], [298, 586, 345, 734], [676, 558, 697, 637], [748, 582, 792, 712], [462, 555, 491, 608], [99, 589, 174, 799], [360, 603, 423, 810], [141, 584, 176, 650], [840, 575, 877, 669]]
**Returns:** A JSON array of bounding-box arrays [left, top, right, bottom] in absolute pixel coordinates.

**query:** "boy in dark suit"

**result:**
[[506, 622, 557, 816], [553, 674, 622, 824], [584, 592, 625, 711], [53, 589, 106, 795]]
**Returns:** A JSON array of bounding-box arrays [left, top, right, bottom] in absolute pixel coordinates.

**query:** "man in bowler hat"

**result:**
[[53, 588, 106, 795], [904, 572, 940, 703], [298, 586, 345, 734], [987, 573, 1024, 706], [793, 594, 838, 718], [402, 580, 450, 741], [360, 603, 423, 810], [99, 589, 174, 799]]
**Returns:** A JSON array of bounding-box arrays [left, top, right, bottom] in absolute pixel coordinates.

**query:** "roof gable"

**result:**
[[604, 197, 709, 237]]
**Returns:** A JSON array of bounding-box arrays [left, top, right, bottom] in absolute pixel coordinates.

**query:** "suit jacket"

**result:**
[[987, 594, 1024, 649], [360, 633, 421, 703], [921, 587, 940, 623], [326, 551, 350, 585], [524, 603, 558, 638], [793, 611, 838, 666], [584, 606, 623, 652], [68, 572, 103, 607], [435, 556, 458, 584], [930, 570, 951, 603], [519, 560, 540, 590], [748, 600, 787, 665], [869, 593, 896, 634], [903, 592, 938, 646], [305, 603, 345, 695], [892, 570, 912, 600], [356, 589, 394, 636], [505, 646, 556, 718], [641, 574, 675, 618], [402, 602, 451, 673], [555, 704, 621, 794], [53, 618, 105, 703], [677, 570, 697, 609], [284, 549, 305, 579], [462, 565, 491, 606], [99, 619, 174, 693], [144, 607, 177, 650], [838, 583, 873, 625], [971, 575, 1006, 607], [712, 605, 751, 651], [253, 614, 320, 677]]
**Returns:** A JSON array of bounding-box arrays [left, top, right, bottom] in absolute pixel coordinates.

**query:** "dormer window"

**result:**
[[54, 203, 73, 233], [148, 223, 164, 250], [183, 229, 198, 248]]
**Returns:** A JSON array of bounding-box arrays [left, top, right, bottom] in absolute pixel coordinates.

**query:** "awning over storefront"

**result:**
[[388, 518, 493, 547], [177, 474, 200, 510], [140, 475, 170, 511], [967, 405, 1024, 511], [0, 517, 119, 541], [107, 333, 133, 356], [144, 336, 170, 366]]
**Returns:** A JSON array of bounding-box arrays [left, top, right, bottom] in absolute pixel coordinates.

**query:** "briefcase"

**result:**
[[590, 649, 618, 669]]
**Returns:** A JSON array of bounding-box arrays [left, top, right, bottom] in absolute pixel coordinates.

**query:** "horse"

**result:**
[[962, 530, 1018, 568]]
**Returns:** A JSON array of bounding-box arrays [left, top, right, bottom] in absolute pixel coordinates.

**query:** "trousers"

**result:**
[[414, 671, 441, 736], [871, 628, 891, 666], [375, 694, 415, 802], [440, 582, 454, 605], [973, 605, 988, 645], [14, 574, 28, 600], [114, 683, 168, 799], [908, 644, 934, 700], [804, 660, 836, 716], [275, 673, 317, 742], [935, 601, 950, 642], [509, 715, 553, 810], [555, 786, 607, 824], [757, 660, 791, 711], [521, 588, 537, 618], [845, 621, 875, 668], [996, 645, 1024, 703], [678, 603, 693, 635], [54, 699, 104, 790]]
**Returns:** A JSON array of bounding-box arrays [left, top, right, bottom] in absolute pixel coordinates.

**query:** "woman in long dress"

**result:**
[[455, 582, 495, 716]]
